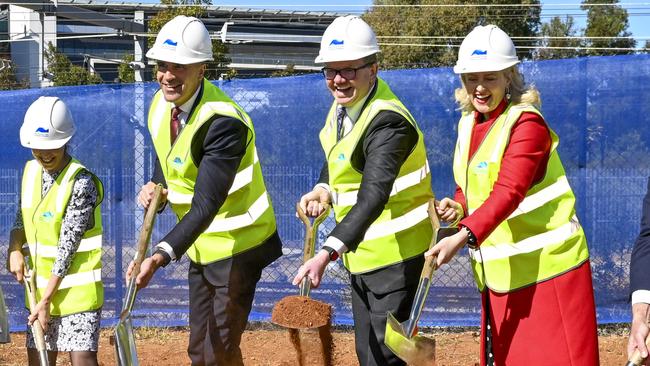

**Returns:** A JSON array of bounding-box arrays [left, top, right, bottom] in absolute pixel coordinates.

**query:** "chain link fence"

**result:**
[[1, 54, 649, 332]]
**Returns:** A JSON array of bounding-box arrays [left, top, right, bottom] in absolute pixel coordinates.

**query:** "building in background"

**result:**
[[1, 1, 345, 87]]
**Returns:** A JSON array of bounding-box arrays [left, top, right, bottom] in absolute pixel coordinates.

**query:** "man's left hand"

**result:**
[[292, 250, 330, 289]]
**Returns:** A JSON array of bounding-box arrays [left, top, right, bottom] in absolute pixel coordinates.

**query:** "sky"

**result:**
[[137, 0, 650, 45]]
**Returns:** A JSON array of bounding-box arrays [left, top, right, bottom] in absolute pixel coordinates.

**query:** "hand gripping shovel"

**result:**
[[271, 202, 332, 365], [385, 199, 458, 365], [114, 184, 164, 366], [23, 259, 49, 366], [626, 334, 650, 366]]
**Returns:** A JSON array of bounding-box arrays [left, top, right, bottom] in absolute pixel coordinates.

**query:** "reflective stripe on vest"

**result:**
[[21, 159, 104, 316], [319, 78, 434, 274], [452, 104, 589, 292], [148, 79, 277, 264], [331, 160, 430, 206], [468, 215, 580, 263], [167, 148, 260, 204], [28, 236, 102, 258], [37, 268, 102, 290]]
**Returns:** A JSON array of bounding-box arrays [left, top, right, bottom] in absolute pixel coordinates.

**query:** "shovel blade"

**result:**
[[385, 312, 436, 365], [114, 315, 139, 366]]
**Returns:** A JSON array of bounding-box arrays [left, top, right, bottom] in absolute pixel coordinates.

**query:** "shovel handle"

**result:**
[[23, 267, 49, 364], [131, 184, 164, 279], [627, 334, 650, 366], [296, 202, 330, 264]]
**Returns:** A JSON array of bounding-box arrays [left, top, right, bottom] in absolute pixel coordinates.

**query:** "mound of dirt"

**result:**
[[271, 295, 331, 328]]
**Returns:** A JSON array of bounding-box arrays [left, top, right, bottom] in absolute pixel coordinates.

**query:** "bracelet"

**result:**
[[464, 227, 478, 248]]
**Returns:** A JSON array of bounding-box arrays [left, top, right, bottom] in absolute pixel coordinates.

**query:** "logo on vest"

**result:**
[[41, 211, 54, 222], [337, 153, 346, 161], [172, 157, 183, 167], [473, 161, 488, 174]]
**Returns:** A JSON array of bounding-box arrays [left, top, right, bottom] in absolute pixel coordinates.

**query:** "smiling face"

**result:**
[[462, 71, 510, 116], [324, 59, 377, 107], [156, 61, 205, 106], [32, 146, 69, 174]]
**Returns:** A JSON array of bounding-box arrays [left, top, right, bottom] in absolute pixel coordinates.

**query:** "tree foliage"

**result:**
[[118, 54, 136, 83], [581, 0, 635, 56], [537, 16, 584, 60], [363, 0, 541, 69], [44, 43, 102, 86], [147, 0, 231, 80], [0, 63, 28, 90]]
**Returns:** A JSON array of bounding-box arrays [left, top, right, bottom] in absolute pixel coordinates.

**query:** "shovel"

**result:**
[[22, 256, 49, 366], [626, 334, 650, 366], [271, 202, 332, 365], [114, 184, 164, 366], [385, 199, 458, 365]]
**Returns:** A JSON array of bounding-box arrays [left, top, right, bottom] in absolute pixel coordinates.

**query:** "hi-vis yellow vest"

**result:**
[[148, 79, 277, 265], [319, 78, 434, 274], [21, 159, 104, 316], [452, 104, 589, 292]]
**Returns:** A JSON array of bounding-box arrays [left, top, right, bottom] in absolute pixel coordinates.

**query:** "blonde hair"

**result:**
[[454, 66, 541, 113]]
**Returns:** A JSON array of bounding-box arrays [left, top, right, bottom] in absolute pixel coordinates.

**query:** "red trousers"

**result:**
[[480, 260, 599, 366]]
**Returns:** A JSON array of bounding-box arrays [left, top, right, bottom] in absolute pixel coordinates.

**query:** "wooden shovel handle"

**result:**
[[23, 266, 47, 356], [131, 184, 164, 278], [296, 202, 330, 264], [628, 334, 650, 366], [422, 199, 441, 279]]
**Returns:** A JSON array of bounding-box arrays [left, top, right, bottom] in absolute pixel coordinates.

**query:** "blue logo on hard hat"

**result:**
[[471, 49, 487, 56], [330, 39, 344, 46], [163, 39, 178, 47], [34, 127, 49, 136]]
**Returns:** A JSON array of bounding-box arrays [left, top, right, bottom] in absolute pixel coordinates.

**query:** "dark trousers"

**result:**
[[350, 255, 425, 366], [187, 259, 263, 366]]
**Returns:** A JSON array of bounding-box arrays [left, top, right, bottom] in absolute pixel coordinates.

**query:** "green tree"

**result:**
[[363, 0, 541, 69], [117, 53, 136, 83], [270, 64, 296, 77], [44, 43, 102, 86], [0, 63, 27, 90], [537, 16, 584, 60], [581, 0, 635, 56], [148, 0, 231, 80]]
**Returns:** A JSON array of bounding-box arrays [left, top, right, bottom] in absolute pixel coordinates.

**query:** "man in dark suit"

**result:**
[[629, 177, 650, 364], [293, 16, 434, 366], [128, 16, 282, 366]]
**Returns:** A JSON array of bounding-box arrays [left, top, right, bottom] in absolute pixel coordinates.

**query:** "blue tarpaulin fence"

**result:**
[[2, 54, 649, 332]]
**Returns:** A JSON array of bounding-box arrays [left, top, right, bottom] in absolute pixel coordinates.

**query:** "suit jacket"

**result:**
[[317, 83, 419, 251], [151, 84, 282, 268], [631, 177, 650, 294]]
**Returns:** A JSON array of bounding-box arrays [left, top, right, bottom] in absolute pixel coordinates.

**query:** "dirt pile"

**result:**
[[271, 295, 331, 328]]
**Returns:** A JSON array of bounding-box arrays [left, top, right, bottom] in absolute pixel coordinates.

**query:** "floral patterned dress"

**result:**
[[14, 168, 101, 352]]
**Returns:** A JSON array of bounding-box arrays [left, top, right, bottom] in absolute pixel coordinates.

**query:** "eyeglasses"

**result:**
[[322, 62, 374, 80]]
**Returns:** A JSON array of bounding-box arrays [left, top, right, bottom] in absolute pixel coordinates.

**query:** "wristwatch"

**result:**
[[322, 246, 339, 261], [464, 227, 478, 249]]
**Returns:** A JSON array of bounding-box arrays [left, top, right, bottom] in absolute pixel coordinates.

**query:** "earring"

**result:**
[[505, 87, 511, 101]]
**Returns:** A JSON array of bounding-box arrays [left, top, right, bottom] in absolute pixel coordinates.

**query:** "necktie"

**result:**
[[336, 106, 347, 141], [170, 106, 181, 143]]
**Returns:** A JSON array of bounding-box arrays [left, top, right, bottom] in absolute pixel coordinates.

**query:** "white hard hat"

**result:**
[[315, 15, 380, 63], [453, 25, 519, 74], [20, 96, 76, 150], [146, 15, 213, 65]]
